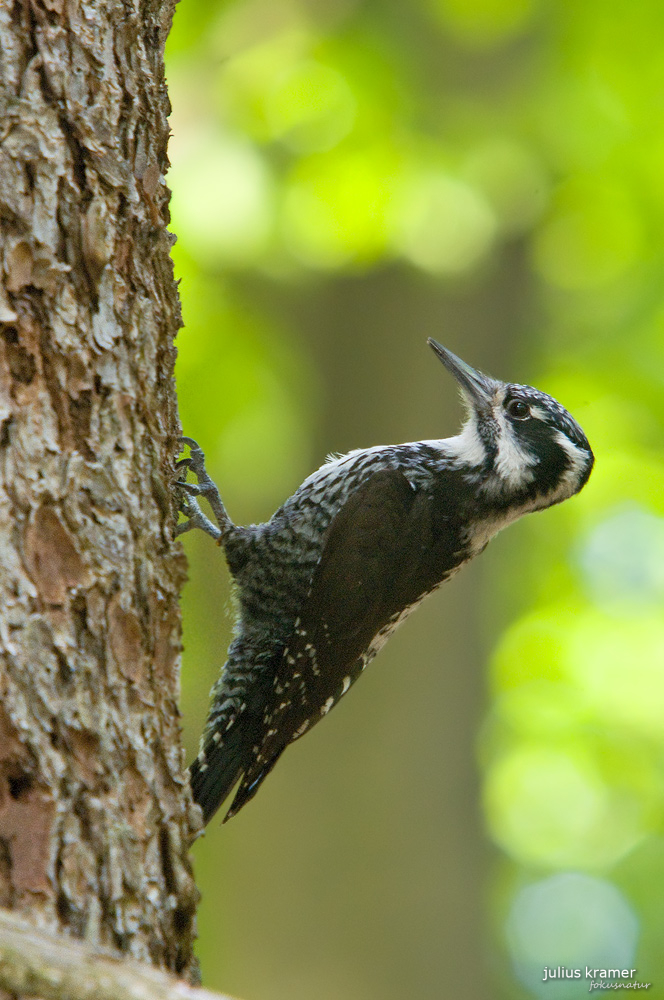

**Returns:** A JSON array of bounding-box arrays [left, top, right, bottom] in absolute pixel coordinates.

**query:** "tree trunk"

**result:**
[[0, 0, 198, 980]]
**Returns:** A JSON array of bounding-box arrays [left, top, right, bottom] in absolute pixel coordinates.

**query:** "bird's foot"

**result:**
[[174, 437, 232, 542]]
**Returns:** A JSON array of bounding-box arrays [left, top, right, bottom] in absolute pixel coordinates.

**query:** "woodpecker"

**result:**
[[176, 340, 593, 824]]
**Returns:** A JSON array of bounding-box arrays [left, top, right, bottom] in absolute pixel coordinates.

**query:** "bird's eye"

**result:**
[[506, 398, 530, 420]]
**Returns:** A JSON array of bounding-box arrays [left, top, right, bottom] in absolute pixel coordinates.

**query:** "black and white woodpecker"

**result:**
[[176, 340, 594, 824]]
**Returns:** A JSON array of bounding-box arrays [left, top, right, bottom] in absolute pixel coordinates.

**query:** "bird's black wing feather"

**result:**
[[227, 467, 458, 817]]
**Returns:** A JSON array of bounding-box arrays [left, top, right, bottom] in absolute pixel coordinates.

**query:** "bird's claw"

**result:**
[[173, 437, 232, 542]]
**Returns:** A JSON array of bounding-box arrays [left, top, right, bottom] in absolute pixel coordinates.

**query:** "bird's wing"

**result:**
[[226, 467, 454, 817]]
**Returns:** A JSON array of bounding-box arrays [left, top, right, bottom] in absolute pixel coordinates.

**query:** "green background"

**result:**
[[167, 0, 664, 996]]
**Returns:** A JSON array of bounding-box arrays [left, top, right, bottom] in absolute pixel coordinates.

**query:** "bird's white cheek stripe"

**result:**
[[491, 415, 536, 491]]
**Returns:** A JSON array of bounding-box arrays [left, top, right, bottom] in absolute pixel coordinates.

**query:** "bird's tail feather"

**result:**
[[224, 752, 283, 820], [189, 720, 252, 825]]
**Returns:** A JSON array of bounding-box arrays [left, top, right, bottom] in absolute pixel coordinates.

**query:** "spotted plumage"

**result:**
[[176, 340, 594, 823]]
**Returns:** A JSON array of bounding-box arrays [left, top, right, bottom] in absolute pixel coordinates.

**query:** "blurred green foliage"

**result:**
[[167, 0, 664, 997]]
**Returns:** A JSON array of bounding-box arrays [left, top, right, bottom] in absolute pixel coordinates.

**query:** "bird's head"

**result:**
[[428, 339, 594, 512]]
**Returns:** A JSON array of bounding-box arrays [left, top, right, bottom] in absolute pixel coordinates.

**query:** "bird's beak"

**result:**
[[427, 339, 495, 417]]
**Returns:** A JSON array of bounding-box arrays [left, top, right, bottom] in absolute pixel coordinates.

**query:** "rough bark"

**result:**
[[0, 0, 198, 981]]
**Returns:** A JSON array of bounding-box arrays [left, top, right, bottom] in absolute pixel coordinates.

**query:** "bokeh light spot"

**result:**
[[266, 60, 357, 153], [566, 612, 664, 739], [485, 745, 611, 867], [464, 139, 549, 234], [507, 873, 638, 998], [391, 171, 495, 273], [281, 148, 395, 268], [170, 127, 273, 265], [577, 504, 664, 609]]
